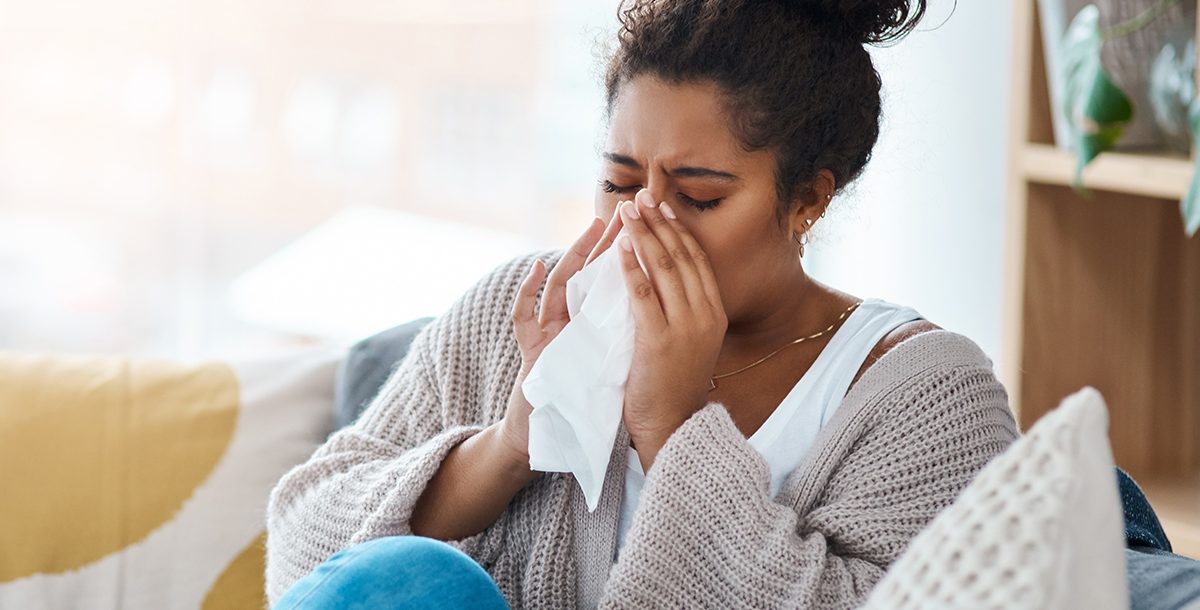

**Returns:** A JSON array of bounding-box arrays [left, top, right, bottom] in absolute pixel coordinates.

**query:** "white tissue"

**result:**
[[522, 238, 635, 512]]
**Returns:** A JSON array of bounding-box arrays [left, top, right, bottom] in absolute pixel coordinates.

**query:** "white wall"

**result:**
[[808, 0, 1012, 365]]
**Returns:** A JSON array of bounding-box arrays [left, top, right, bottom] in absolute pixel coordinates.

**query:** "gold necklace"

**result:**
[[709, 300, 861, 391]]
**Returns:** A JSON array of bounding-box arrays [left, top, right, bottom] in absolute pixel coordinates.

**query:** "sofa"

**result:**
[[2, 317, 1199, 609]]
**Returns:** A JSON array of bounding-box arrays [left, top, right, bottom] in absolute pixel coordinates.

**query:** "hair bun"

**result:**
[[796, 0, 928, 45]]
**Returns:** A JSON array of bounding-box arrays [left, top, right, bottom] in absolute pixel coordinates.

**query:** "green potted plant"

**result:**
[[1062, 0, 1200, 235]]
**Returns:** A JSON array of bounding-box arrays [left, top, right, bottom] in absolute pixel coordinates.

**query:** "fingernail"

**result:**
[[620, 234, 633, 251], [636, 189, 656, 209], [659, 201, 676, 219], [621, 201, 640, 220]]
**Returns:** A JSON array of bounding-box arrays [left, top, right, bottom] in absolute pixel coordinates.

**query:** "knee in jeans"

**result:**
[[277, 536, 502, 610], [355, 536, 463, 562], [346, 535, 484, 580]]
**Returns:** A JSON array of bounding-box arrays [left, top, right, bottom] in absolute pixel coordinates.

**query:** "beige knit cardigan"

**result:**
[[265, 250, 1021, 609]]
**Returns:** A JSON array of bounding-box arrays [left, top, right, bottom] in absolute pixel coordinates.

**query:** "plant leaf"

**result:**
[[1182, 99, 1200, 237], [1061, 4, 1135, 189]]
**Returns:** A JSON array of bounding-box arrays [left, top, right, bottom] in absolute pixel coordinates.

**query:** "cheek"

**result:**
[[600, 204, 619, 223], [592, 190, 609, 219], [685, 213, 776, 311], [594, 190, 617, 221], [684, 222, 731, 286]]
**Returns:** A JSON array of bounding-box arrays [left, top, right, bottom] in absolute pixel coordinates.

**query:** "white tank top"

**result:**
[[615, 298, 924, 555]]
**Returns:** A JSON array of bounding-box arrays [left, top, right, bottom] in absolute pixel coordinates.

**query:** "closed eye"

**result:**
[[599, 179, 640, 194], [599, 179, 723, 212], [677, 192, 721, 212]]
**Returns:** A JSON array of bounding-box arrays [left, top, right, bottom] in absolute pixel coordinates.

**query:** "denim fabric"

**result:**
[[1118, 468, 1173, 552], [274, 536, 509, 610], [1127, 546, 1200, 610]]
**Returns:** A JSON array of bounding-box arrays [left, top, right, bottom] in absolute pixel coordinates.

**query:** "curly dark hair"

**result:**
[[603, 0, 930, 223]]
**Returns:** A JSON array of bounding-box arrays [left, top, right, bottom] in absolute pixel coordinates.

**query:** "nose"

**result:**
[[634, 186, 663, 208]]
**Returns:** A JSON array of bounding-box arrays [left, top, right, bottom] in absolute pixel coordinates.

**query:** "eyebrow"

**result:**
[[602, 152, 740, 182]]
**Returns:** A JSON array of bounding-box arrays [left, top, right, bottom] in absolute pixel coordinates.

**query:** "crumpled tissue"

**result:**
[[522, 237, 635, 512]]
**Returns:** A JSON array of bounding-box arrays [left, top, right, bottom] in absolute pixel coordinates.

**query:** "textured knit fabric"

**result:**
[[265, 250, 1021, 610], [332, 316, 1181, 561], [334, 317, 434, 429], [859, 386, 1129, 610], [616, 298, 923, 553]]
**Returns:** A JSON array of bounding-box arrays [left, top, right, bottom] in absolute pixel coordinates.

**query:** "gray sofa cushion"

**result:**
[[333, 317, 433, 429]]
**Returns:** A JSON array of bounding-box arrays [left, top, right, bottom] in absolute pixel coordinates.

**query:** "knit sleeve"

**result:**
[[263, 252, 548, 606], [599, 356, 1020, 610]]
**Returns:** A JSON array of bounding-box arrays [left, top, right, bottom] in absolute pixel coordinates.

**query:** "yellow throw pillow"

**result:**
[[0, 346, 342, 610]]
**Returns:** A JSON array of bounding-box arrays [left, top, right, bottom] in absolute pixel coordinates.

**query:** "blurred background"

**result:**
[[0, 0, 1010, 369]]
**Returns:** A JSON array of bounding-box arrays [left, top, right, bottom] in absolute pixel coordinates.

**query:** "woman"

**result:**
[[265, 0, 1021, 608]]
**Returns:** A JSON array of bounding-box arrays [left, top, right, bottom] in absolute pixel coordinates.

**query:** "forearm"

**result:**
[[410, 422, 540, 541], [266, 423, 484, 604]]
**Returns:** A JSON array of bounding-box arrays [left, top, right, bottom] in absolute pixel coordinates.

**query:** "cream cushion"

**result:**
[[860, 386, 1128, 610], [0, 346, 341, 609]]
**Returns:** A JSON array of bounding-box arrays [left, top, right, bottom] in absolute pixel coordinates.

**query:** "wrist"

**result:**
[[482, 423, 541, 487], [626, 412, 684, 448], [627, 403, 708, 472], [628, 427, 674, 472]]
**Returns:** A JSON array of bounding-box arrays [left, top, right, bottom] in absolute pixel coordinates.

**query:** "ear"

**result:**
[[789, 169, 836, 234]]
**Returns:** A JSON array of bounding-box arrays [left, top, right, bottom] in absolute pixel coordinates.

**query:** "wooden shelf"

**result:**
[[1020, 143, 1194, 200], [1006, 0, 1200, 566], [1142, 475, 1200, 560]]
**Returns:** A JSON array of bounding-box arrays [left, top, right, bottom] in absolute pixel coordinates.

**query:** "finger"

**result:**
[[617, 233, 666, 331], [621, 197, 691, 320], [632, 190, 707, 309], [511, 258, 547, 348], [656, 200, 723, 311], [584, 204, 625, 266], [540, 216, 606, 326]]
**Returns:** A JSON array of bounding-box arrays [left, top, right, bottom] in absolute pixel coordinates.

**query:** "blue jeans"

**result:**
[[274, 536, 509, 610], [279, 533, 1200, 609], [1127, 546, 1200, 610]]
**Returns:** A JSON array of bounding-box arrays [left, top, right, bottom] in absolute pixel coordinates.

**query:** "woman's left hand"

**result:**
[[617, 188, 727, 471]]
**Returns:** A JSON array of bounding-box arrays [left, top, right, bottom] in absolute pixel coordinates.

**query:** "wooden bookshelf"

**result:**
[[1004, 1, 1200, 559], [1019, 143, 1193, 199]]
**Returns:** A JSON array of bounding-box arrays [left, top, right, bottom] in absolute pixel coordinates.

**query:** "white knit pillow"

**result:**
[[860, 386, 1128, 610]]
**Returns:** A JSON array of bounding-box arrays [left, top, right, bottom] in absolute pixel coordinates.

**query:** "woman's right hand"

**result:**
[[495, 207, 626, 466]]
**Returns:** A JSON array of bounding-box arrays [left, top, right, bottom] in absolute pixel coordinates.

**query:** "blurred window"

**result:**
[[0, 0, 615, 358]]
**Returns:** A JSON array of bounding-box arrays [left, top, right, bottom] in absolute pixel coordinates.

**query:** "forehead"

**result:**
[[606, 75, 745, 164]]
